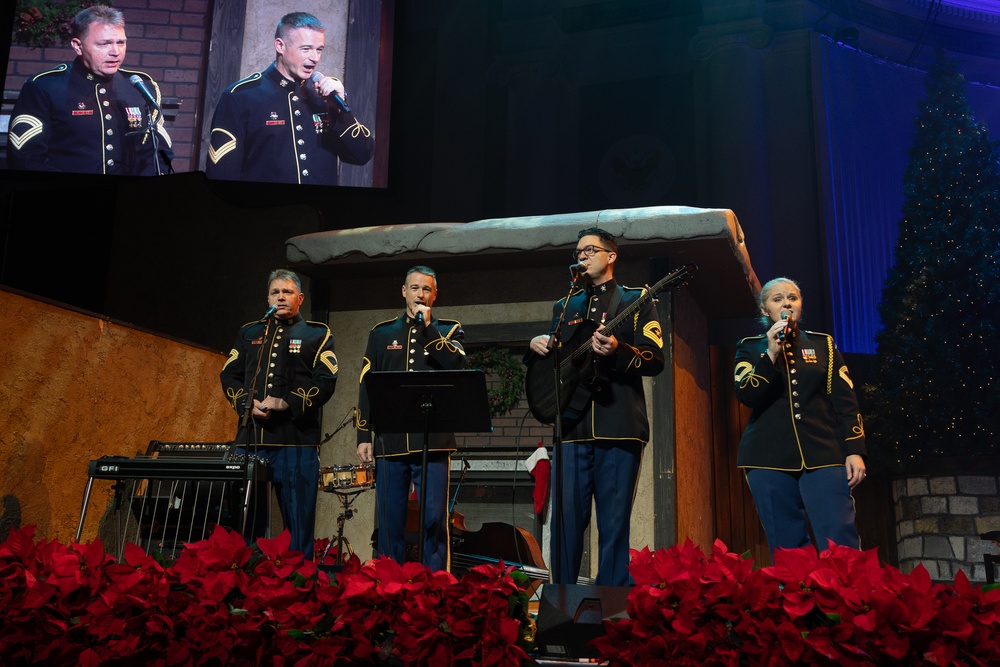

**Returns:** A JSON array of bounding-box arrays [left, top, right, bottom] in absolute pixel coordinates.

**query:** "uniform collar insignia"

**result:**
[[274, 314, 303, 326]]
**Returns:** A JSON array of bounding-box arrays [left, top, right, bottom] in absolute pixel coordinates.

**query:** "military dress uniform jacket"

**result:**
[[551, 279, 665, 443], [357, 314, 466, 456], [220, 314, 338, 445], [8, 59, 172, 175], [734, 330, 866, 470], [206, 64, 374, 185]]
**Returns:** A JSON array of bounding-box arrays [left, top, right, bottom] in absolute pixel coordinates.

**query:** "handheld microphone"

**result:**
[[128, 74, 160, 110], [259, 305, 277, 321], [417, 310, 424, 324], [570, 262, 587, 274], [309, 71, 351, 114], [778, 311, 793, 341]]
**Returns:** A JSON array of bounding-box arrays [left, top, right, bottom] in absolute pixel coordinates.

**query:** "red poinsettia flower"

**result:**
[[7, 525, 1000, 665], [253, 529, 305, 580]]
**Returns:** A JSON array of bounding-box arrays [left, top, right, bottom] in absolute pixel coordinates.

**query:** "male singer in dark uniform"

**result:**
[[220, 269, 338, 556], [7, 6, 172, 175], [356, 266, 466, 572], [206, 12, 374, 185], [529, 227, 665, 586]]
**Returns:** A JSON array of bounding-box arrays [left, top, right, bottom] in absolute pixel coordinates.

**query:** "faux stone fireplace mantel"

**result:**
[[285, 206, 760, 318]]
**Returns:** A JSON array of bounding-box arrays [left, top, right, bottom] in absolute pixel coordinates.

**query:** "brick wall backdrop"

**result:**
[[5, 0, 211, 173], [455, 367, 551, 451]]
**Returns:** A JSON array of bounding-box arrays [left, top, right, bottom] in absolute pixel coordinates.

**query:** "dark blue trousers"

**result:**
[[745, 466, 860, 557], [375, 452, 450, 572], [241, 445, 319, 557], [551, 439, 642, 586]]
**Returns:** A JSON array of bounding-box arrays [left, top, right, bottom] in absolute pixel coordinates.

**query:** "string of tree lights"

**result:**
[[865, 51, 1000, 469]]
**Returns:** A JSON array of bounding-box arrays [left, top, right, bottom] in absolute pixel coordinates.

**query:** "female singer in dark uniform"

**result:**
[[734, 277, 867, 556]]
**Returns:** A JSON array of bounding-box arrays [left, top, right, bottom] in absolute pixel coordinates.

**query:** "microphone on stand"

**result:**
[[128, 74, 160, 110], [259, 305, 277, 322], [569, 262, 587, 275], [309, 71, 351, 114]]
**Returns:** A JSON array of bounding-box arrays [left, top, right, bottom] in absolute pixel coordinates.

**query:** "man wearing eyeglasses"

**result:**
[[528, 227, 665, 586]]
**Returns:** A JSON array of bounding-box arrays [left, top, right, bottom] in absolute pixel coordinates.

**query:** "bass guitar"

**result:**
[[524, 263, 697, 425]]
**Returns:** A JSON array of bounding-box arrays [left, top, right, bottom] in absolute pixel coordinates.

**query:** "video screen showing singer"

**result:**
[[7, 6, 173, 175], [206, 11, 374, 185]]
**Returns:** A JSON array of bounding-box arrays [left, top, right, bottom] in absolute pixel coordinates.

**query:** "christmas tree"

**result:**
[[868, 52, 1000, 469]]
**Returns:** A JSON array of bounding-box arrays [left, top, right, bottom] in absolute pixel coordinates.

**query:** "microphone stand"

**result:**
[[235, 315, 274, 540], [547, 266, 585, 584], [127, 101, 162, 176]]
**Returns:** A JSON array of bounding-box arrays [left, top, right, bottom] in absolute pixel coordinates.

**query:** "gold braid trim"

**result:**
[[846, 414, 865, 441], [625, 345, 655, 371], [292, 386, 320, 411], [226, 387, 246, 409], [427, 337, 462, 354], [339, 119, 371, 139], [826, 336, 834, 395], [735, 361, 768, 389]]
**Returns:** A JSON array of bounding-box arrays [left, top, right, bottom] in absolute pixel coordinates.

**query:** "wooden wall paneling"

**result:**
[[199, 0, 248, 172]]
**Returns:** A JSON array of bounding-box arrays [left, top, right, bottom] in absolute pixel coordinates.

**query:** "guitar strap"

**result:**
[[605, 285, 624, 325], [564, 285, 625, 422]]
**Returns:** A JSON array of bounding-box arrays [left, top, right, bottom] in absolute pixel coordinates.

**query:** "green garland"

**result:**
[[468, 346, 525, 418], [13, 1, 112, 49]]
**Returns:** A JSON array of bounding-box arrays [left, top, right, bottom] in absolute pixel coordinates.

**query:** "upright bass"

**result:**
[[523, 263, 697, 425]]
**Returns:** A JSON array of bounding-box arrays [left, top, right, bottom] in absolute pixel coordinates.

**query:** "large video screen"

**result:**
[[1, 0, 392, 188]]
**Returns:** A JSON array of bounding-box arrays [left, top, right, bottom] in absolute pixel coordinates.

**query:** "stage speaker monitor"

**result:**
[[535, 584, 631, 661]]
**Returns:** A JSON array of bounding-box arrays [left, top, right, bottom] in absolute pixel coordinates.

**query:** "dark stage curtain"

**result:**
[[812, 35, 1000, 354]]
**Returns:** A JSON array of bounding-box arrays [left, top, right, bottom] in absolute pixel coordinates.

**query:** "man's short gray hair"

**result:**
[[268, 269, 302, 292], [71, 5, 124, 40], [275, 12, 325, 40]]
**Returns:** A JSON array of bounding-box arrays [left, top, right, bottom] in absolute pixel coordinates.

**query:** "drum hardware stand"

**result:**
[[319, 488, 367, 566], [320, 406, 358, 445], [315, 408, 363, 568]]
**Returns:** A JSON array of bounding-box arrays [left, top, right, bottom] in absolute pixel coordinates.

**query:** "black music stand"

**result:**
[[365, 370, 492, 565]]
